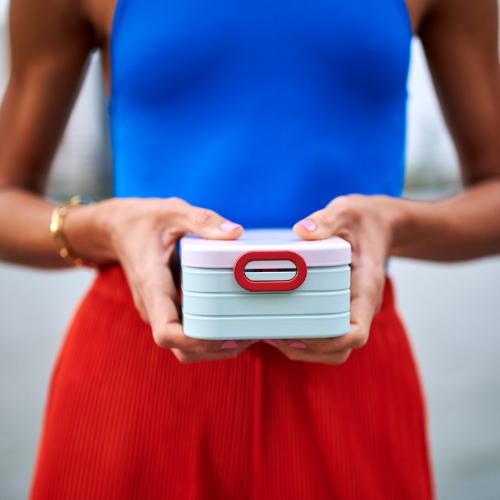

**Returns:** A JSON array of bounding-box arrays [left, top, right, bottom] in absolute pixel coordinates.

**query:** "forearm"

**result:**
[[0, 187, 115, 268], [387, 178, 500, 261]]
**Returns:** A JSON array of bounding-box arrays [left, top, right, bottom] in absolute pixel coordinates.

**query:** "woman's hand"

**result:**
[[66, 197, 252, 364], [270, 195, 397, 365]]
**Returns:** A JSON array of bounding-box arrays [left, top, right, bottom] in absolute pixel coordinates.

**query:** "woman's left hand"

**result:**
[[268, 194, 397, 365]]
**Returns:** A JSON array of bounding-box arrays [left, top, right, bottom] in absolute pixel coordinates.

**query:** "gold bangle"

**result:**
[[49, 196, 96, 268]]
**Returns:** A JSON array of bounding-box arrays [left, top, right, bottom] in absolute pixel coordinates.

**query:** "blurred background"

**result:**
[[0, 1, 499, 498]]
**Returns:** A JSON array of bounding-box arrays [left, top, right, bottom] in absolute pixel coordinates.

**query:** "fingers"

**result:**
[[270, 244, 382, 363], [269, 341, 352, 365], [293, 196, 355, 241], [293, 208, 339, 241], [288, 195, 391, 365], [164, 198, 244, 240], [293, 195, 371, 242], [266, 260, 384, 364], [348, 264, 384, 341], [142, 264, 210, 351], [138, 260, 251, 358], [113, 198, 250, 363], [171, 340, 253, 364]]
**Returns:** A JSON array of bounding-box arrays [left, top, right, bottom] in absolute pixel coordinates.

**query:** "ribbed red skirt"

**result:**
[[30, 266, 433, 499]]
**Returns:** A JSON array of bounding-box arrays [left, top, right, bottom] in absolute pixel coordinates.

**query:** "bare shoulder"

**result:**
[[419, 0, 498, 42], [1, 0, 98, 192], [417, 0, 500, 184], [10, 0, 92, 43], [81, 0, 118, 49], [8, 0, 95, 73]]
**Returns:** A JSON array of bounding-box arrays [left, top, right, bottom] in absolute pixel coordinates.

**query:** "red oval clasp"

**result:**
[[233, 251, 307, 292]]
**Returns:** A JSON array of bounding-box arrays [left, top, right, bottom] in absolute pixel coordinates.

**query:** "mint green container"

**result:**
[[180, 229, 351, 340]]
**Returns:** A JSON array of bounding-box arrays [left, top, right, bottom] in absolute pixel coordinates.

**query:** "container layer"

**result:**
[[183, 312, 350, 339], [182, 289, 350, 316], [181, 265, 351, 293]]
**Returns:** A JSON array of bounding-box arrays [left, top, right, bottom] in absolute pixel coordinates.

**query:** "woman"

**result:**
[[1, 0, 499, 497]]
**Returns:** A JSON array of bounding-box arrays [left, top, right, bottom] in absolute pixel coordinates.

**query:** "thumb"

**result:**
[[293, 207, 340, 241], [171, 199, 244, 240]]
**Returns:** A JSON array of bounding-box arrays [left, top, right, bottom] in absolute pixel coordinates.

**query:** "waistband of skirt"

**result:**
[[90, 264, 135, 302]]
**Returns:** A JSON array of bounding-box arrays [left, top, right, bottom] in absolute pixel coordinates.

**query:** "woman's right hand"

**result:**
[[65, 197, 251, 363]]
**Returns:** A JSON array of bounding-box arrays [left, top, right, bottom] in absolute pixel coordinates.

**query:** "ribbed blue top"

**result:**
[[109, 0, 412, 227]]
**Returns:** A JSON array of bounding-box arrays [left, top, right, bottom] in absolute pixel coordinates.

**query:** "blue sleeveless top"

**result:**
[[109, 0, 412, 227]]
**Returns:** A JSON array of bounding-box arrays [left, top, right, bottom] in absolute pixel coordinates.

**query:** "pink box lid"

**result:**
[[180, 229, 351, 269]]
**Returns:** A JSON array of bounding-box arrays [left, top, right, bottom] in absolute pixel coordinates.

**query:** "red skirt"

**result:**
[[30, 266, 433, 499]]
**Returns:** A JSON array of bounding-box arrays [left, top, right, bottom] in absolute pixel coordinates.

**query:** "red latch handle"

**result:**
[[233, 251, 307, 292]]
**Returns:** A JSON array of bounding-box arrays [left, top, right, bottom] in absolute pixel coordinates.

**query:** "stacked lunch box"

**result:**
[[180, 229, 351, 340]]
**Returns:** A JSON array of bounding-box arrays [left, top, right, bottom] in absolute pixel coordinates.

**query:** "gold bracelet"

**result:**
[[49, 196, 96, 268]]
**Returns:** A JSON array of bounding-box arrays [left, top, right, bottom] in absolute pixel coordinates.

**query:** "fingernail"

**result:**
[[220, 221, 242, 232], [289, 341, 307, 349], [297, 220, 316, 232], [251, 339, 261, 344], [221, 340, 238, 349], [263, 339, 278, 347]]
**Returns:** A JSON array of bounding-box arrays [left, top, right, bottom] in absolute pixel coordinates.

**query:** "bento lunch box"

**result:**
[[180, 229, 351, 340]]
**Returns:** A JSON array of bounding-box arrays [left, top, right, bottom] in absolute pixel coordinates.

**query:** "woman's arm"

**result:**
[[277, 0, 500, 365], [389, 0, 500, 261], [389, 180, 500, 262], [0, 0, 249, 363], [0, 0, 97, 267]]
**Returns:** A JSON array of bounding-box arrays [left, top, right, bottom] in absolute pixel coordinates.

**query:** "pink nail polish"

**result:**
[[220, 221, 242, 232], [289, 341, 307, 349], [263, 339, 278, 347], [297, 220, 316, 232], [251, 339, 261, 344], [221, 340, 238, 349]]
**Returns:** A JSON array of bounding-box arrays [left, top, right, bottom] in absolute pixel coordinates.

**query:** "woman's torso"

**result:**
[[99, 0, 412, 227]]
